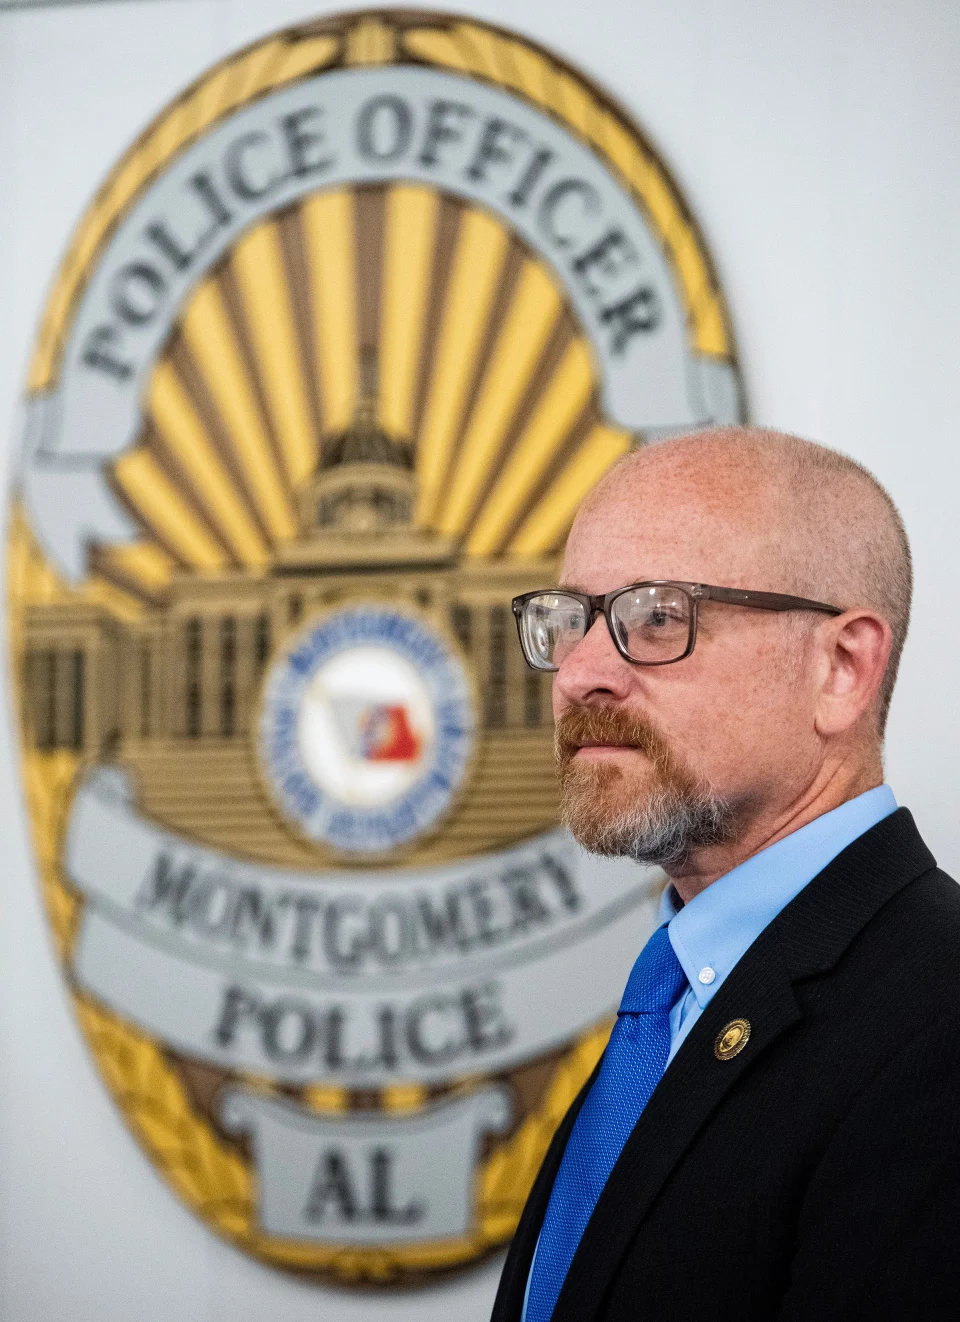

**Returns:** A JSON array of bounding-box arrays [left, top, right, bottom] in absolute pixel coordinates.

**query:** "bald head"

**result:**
[[578, 426, 912, 732]]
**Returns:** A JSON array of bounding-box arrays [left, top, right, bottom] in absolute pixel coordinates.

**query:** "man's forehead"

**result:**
[[563, 479, 774, 587], [585, 447, 771, 519]]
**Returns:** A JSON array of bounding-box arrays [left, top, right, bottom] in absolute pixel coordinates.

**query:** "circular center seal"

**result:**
[[260, 606, 474, 854]]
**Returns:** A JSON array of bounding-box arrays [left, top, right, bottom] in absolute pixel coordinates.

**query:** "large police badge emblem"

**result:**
[[8, 9, 743, 1285]]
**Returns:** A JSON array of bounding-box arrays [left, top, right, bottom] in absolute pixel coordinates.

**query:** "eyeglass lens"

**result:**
[[521, 593, 588, 669], [610, 585, 691, 662], [520, 585, 693, 668]]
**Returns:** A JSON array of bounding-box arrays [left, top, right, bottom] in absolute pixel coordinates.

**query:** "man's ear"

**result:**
[[813, 610, 892, 737]]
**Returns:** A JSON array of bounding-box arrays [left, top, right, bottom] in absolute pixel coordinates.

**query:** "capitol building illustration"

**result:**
[[16, 174, 642, 871], [22, 391, 559, 867]]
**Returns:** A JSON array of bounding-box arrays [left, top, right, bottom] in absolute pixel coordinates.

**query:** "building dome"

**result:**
[[302, 386, 417, 538]]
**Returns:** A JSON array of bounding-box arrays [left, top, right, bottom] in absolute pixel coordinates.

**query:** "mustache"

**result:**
[[554, 705, 676, 773]]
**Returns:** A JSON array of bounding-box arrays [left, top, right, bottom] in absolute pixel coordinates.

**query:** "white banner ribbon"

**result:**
[[22, 65, 738, 580], [68, 769, 659, 1084], [221, 1084, 512, 1244]]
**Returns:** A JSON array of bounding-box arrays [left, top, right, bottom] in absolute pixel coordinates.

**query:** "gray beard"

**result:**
[[561, 785, 735, 868]]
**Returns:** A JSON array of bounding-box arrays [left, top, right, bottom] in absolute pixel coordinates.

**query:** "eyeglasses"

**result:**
[[511, 581, 844, 671]]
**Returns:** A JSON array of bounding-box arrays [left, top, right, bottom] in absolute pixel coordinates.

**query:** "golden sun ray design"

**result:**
[[100, 182, 633, 603]]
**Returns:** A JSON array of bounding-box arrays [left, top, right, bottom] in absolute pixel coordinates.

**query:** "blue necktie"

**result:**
[[525, 924, 687, 1322]]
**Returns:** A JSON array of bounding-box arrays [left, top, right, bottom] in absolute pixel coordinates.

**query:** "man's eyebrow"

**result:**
[[556, 583, 592, 594]]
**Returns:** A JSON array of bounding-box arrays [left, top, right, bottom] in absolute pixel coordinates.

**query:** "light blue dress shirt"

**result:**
[[520, 785, 898, 1320], [662, 784, 897, 1063]]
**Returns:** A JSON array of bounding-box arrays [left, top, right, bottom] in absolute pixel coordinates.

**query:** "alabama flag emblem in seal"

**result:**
[[8, 8, 743, 1286]]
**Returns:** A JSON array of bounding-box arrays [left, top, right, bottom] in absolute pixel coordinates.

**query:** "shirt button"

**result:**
[[698, 967, 716, 985]]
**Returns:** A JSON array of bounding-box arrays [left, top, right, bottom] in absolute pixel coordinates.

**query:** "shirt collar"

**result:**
[[656, 785, 898, 1008]]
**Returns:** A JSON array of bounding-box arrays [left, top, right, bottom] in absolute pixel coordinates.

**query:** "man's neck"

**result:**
[[666, 754, 884, 903]]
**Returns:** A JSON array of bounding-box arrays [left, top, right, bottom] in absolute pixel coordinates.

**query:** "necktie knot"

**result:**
[[618, 924, 687, 1015]]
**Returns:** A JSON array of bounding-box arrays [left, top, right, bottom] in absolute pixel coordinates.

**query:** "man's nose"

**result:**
[[554, 615, 635, 706]]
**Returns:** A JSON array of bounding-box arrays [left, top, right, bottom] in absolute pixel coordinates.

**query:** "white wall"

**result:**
[[1, 1, 958, 1318]]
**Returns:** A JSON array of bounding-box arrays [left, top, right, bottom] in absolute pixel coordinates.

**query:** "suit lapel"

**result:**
[[546, 809, 936, 1322]]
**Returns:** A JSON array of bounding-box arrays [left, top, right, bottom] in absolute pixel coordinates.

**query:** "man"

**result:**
[[493, 427, 960, 1321]]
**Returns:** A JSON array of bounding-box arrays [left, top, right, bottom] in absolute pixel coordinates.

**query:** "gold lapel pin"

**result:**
[[714, 1018, 751, 1061]]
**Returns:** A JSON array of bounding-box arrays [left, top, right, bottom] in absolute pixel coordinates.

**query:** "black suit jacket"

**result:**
[[492, 809, 960, 1321]]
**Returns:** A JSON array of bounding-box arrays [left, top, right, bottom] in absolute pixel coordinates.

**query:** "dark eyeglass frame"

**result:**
[[511, 581, 844, 671]]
